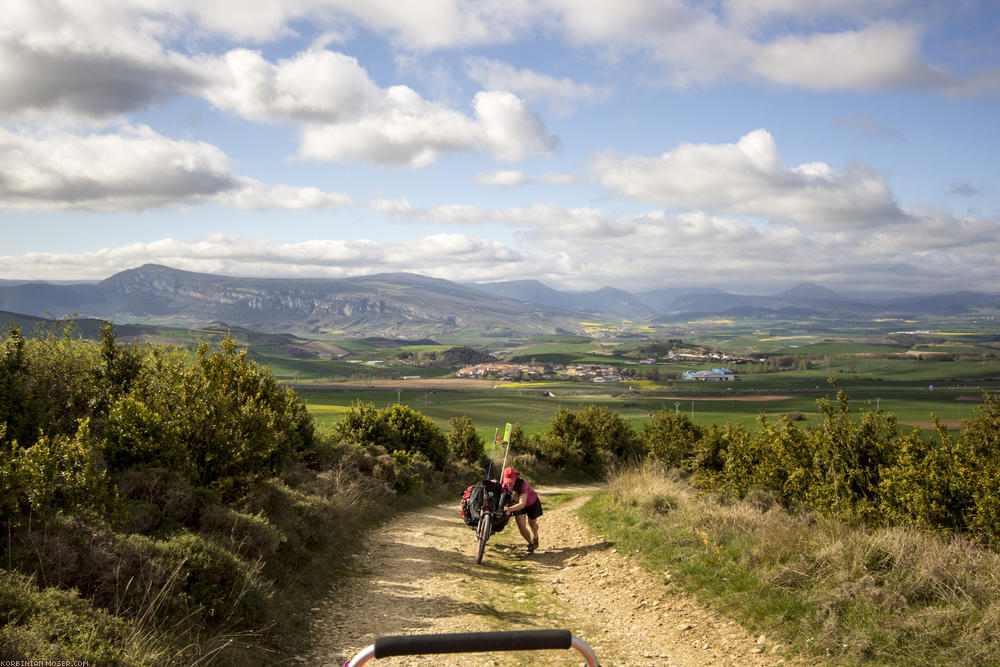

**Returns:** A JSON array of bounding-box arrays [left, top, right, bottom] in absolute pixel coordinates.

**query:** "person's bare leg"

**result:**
[[528, 518, 539, 544], [515, 514, 532, 544]]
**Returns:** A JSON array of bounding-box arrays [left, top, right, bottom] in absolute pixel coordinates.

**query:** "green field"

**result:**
[[266, 316, 1000, 438], [296, 383, 987, 443]]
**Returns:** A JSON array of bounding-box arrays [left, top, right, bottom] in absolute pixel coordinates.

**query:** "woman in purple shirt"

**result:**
[[501, 467, 543, 554]]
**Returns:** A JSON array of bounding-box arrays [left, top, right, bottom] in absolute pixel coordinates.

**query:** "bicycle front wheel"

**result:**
[[476, 513, 491, 564]]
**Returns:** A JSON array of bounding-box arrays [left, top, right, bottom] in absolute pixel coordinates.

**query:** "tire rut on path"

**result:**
[[306, 487, 795, 666]]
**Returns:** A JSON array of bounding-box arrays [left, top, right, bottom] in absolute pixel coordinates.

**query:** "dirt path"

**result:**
[[306, 488, 795, 666]]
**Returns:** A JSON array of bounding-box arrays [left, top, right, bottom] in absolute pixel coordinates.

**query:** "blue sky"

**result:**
[[1, 0, 998, 295]]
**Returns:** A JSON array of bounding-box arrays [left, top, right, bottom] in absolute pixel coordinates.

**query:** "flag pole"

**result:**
[[499, 422, 512, 476], [486, 428, 499, 479]]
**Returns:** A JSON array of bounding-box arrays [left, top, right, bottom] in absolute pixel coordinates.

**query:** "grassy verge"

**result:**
[[579, 464, 1000, 666]]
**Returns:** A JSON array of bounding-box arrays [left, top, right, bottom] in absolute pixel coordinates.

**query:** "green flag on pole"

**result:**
[[503, 422, 512, 444]]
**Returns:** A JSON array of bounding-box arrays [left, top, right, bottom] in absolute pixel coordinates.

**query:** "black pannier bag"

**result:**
[[461, 479, 509, 532]]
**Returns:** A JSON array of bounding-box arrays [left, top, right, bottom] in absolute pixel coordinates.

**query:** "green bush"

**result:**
[[102, 337, 314, 500], [642, 408, 704, 469], [879, 427, 967, 533], [162, 532, 272, 627], [334, 401, 448, 469], [0, 570, 135, 664], [538, 406, 643, 474], [954, 394, 1000, 544], [447, 416, 484, 464], [805, 392, 897, 523], [3, 420, 114, 523], [383, 403, 448, 469]]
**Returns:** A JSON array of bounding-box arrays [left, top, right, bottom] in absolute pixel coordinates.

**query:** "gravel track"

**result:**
[[306, 487, 796, 666]]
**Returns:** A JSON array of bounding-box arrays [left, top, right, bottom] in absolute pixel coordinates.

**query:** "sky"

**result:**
[[1, 0, 998, 296]]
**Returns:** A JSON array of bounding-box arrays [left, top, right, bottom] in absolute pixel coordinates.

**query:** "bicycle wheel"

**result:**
[[476, 512, 491, 564]]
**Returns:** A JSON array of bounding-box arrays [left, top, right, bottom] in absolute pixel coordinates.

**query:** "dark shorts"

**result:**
[[514, 498, 543, 520]]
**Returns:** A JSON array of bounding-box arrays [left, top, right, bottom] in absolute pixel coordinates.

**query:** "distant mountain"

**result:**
[[467, 280, 655, 317], [661, 287, 1000, 320], [779, 282, 845, 301], [3, 266, 998, 336], [0, 264, 582, 337], [634, 287, 725, 313], [881, 291, 1000, 315]]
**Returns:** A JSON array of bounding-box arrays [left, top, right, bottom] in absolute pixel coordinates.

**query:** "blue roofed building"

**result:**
[[682, 368, 740, 381]]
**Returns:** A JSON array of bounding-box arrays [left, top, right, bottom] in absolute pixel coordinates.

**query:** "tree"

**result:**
[[448, 416, 484, 465]]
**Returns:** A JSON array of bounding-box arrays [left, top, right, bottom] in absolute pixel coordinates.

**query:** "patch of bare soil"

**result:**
[[652, 395, 794, 402], [305, 378, 499, 391], [900, 419, 962, 429], [306, 488, 796, 666]]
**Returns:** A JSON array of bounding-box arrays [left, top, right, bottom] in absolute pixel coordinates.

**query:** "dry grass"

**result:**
[[590, 463, 1000, 665]]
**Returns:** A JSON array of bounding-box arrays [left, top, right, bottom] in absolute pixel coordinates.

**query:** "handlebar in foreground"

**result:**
[[345, 629, 599, 666]]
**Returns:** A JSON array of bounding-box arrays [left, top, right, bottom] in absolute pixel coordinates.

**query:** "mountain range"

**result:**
[[1, 264, 998, 337]]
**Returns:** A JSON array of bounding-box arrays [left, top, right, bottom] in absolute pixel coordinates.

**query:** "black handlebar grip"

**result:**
[[374, 629, 572, 657]]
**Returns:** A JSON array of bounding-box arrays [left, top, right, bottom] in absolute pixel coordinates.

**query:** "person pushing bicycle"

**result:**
[[501, 467, 542, 554]]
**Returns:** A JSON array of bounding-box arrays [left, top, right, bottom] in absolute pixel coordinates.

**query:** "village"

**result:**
[[455, 361, 628, 383], [455, 346, 756, 383]]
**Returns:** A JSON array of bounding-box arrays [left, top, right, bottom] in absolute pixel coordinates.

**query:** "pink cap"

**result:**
[[501, 467, 518, 487]]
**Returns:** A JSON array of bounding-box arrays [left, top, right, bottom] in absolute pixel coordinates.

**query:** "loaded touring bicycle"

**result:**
[[461, 478, 509, 563], [459, 423, 518, 564]]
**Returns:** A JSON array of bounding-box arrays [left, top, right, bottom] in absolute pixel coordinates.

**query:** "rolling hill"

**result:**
[[0, 264, 583, 337], [3, 267, 999, 338]]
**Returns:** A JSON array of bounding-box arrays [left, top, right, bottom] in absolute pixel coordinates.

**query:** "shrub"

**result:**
[[447, 416, 484, 464], [805, 392, 897, 523], [383, 403, 448, 469], [199, 504, 283, 562], [4, 420, 114, 523], [162, 532, 272, 628], [537, 406, 643, 475], [642, 408, 704, 469], [954, 394, 1000, 544], [103, 336, 315, 500], [335, 401, 401, 451], [879, 428, 968, 533], [0, 570, 136, 663]]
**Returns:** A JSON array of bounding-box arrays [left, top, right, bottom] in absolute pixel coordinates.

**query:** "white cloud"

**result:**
[[591, 129, 906, 228], [0, 233, 530, 283], [723, 0, 911, 28], [538, 172, 576, 185], [751, 23, 949, 91], [0, 125, 351, 212], [0, 2, 203, 121], [3, 203, 999, 293], [544, 0, 962, 93], [464, 56, 607, 114], [220, 181, 353, 210], [201, 49, 556, 166], [1, 0, 987, 142], [476, 170, 529, 187], [0, 125, 233, 210], [472, 91, 559, 162]]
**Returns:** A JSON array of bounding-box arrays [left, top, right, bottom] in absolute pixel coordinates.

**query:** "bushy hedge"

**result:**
[[641, 390, 1000, 545]]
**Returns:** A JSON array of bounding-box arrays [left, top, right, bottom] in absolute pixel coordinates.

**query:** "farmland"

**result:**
[[262, 314, 1000, 438]]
